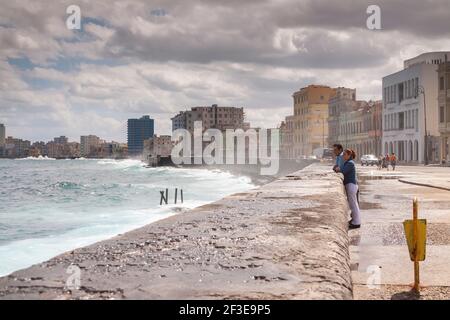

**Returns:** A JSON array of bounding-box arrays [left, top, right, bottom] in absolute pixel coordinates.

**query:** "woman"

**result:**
[[342, 149, 361, 229]]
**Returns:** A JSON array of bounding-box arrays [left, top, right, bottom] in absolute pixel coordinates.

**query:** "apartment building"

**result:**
[[292, 85, 336, 157]]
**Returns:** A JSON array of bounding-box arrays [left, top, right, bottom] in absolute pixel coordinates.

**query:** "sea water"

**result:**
[[0, 158, 255, 276]]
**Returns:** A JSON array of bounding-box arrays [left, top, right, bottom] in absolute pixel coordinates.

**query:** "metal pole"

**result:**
[[413, 197, 420, 292], [416, 86, 428, 165], [422, 87, 428, 165]]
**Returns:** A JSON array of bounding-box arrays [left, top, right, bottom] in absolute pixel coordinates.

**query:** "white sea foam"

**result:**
[[97, 159, 145, 169], [17, 156, 56, 160]]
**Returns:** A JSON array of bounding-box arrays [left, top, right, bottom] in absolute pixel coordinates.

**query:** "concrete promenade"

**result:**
[[0, 164, 352, 300], [352, 165, 450, 299]]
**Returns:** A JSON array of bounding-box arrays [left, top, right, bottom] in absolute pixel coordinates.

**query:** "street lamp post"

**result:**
[[415, 85, 428, 165]]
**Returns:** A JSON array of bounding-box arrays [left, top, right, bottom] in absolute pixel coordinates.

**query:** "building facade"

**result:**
[[53, 136, 68, 145], [127, 115, 154, 156], [80, 135, 101, 157], [328, 88, 357, 147], [438, 59, 450, 163], [143, 135, 173, 165], [0, 124, 5, 146], [279, 115, 294, 159], [292, 85, 336, 157], [171, 111, 187, 131], [367, 101, 383, 157], [337, 101, 382, 159], [171, 104, 247, 133], [382, 52, 449, 163], [4, 137, 31, 158]]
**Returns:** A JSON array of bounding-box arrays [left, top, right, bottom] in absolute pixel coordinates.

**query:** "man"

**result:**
[[332, 144, 344, 173], [390, 153, 397, 171]]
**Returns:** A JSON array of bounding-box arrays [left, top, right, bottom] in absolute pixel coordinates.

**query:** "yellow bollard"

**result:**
[[403, 198, 427, 293]]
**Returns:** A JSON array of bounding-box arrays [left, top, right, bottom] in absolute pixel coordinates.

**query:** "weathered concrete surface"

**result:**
[[0, 164, 352, 300], [351, 165, 450, 300]]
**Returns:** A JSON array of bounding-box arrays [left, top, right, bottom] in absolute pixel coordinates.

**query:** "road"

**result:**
[[352, 164, 450, 299]]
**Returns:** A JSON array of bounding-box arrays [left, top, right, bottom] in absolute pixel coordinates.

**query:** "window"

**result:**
[[447, 105, 450, 122], [398, 83, 404, 103], [399, 112, 404, 130], [415, 110, 419, 132], [440, 106, 445, 123], [440, 77, 445, 91]]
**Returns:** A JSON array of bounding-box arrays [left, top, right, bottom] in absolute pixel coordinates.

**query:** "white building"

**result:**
[[382, 52, 450, 163]]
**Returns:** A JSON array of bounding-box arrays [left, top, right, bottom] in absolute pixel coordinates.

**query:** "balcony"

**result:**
[[439, 122, 450, 133]]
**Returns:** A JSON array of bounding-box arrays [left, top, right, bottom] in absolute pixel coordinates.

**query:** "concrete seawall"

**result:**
[[0, 164, 352, 300]]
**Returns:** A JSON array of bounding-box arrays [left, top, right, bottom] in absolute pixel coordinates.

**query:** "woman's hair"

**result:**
[[344, 148, 356, 160]]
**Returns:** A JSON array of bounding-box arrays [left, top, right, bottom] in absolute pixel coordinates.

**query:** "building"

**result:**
[[171, 111, 187, 131], [53, 136, 68, 145], [382, 52, 450, 163], [337, 101, 383, 159], [171, 104, 247, 133], [0, 124, 5, 146], [31, 141, 47, 157], [438, 58, 450, 163], [46, 141, 63, 158], [97, 141, 127, 159], [4, 136, 31, 158], [292, 85, 336, 157], [366, 101, 383, 156], [328, 88, 357, 146], [80, 135, 101, 157], [45, 136, 79, 158], [279, 115, 294, 159], [127, 115, 154, 156], [143, 135, 173, 166]]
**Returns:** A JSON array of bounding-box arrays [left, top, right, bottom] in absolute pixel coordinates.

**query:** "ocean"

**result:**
[[0, 158, 255, 276]]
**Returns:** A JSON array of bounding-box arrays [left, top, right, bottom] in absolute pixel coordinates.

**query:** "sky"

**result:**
[[1, 0, 450, 143]]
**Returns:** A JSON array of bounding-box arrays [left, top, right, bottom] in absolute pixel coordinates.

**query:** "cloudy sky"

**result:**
[[1, 0, 450, 143]]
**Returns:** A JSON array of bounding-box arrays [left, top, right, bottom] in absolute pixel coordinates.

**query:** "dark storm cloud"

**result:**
[[94, 0, 450, 69], [274, 0, 450, 37]]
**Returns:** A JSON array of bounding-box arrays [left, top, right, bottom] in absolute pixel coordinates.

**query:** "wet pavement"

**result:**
[[351, 165, 450, 300]]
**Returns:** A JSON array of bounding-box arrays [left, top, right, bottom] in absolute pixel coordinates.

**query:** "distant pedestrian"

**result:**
[[342, 149, 361, 229], [377, 155, 383, 170], [384, 154, 390, 171], [390, 153, 397, 171], [332, 144, 344, 173]]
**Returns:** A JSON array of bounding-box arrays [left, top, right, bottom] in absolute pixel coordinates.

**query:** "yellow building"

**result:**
[[292, 85, 336, 157]]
